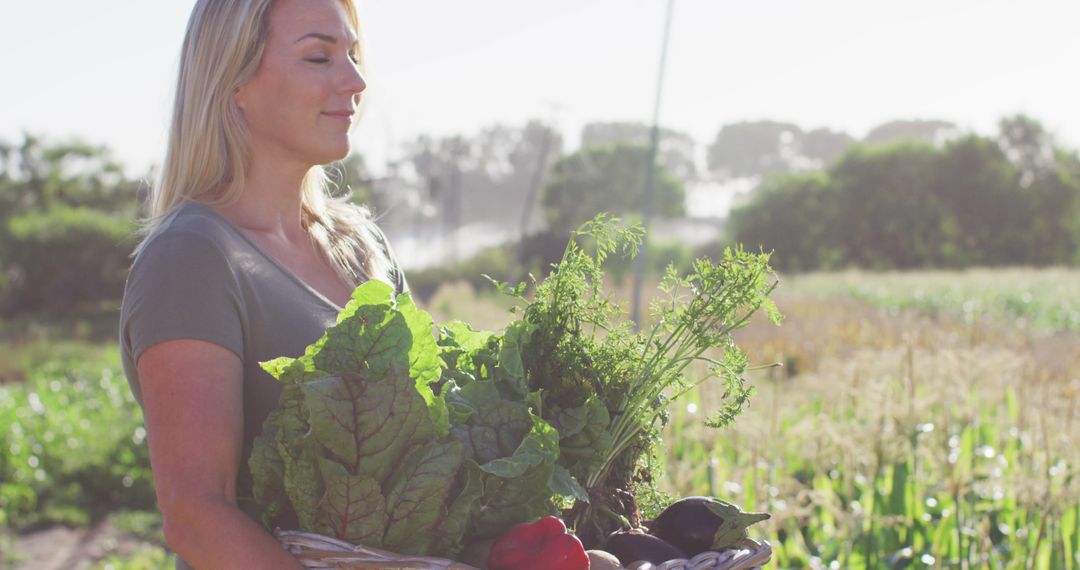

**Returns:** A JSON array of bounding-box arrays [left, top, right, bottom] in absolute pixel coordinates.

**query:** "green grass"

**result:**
[[787, 267, 1080, 332], [658, 269, 1080, 569]]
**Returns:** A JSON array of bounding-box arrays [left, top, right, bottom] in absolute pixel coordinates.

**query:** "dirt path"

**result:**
[[8, 518, 161, 570]]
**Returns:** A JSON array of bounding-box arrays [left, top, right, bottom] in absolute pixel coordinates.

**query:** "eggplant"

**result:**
[[650, 496, 770, 556], [604, 530, 687, 565]]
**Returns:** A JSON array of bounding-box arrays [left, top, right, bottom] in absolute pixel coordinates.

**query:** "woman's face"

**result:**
[[234, 0, 365, 169]]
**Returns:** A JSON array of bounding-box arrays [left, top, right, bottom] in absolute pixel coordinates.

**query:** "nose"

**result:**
[[341, 61, 367, 98]]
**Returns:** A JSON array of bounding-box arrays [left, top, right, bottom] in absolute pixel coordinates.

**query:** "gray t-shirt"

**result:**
[[119, 200, 405, 568]]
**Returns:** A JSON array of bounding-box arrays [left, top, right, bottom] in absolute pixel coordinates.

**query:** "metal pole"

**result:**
[[631, 0, 675, 328], [517, 123, 554, 266]]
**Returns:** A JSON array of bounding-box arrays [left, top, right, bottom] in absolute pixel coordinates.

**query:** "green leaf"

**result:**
[[430, 461, 486, 557], [557, 397, 612, 479], [315, 458, 387, 547], [452, 402, 529, 468], [280, 437, 324, 531], [478, 413, 560, 479], [888, 462, 909, 517], [457, 381, 504, 410], [260, 355, 320, 384], [549, 464, 589, 503], [342, 278, 396, 314], [439, 321, 494, 371], [300, 368, 434, 486], [395, 291, 448, 435], [383, 440, 466, 554], [248, 413, 287, 527], [495, 320, 534, 398], [314, 304, 403, 377], [450, 397, 561, 541], [273, 386, 324, 530], [469, 462, 555, 540], [548, 404, 590, 439]]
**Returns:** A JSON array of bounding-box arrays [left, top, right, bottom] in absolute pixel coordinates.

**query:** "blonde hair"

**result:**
[[139, 0, 394, 288]]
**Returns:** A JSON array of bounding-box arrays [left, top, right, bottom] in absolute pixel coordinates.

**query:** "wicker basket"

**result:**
[[276, 530, 771, 570], [276, 531, 480, 569], [621, 538, 772, 570]]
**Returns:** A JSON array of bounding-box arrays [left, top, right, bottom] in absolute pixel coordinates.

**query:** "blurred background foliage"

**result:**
[[730, 116, 1080, 272], [2, 114, 1078, 322]]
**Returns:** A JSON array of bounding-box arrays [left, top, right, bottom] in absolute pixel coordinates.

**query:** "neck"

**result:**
[[217, 151, 315, 242]]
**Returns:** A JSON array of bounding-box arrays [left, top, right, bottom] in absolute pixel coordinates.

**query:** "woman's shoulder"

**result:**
[[135, 202, 243, 262]]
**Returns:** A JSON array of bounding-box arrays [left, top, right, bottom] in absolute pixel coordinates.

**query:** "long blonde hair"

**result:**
[[139, 0, 394, 288]]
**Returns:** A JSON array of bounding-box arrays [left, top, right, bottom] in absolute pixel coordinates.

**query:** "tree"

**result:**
[[997, 114, 1058, 187], [404, 122, 563, 229], [863, 119, 957, 147], [728, 173, 837, 271], [800, 127, 855, 168], [0, 134, 139, 315], [827, 142, 946, 269], [706, 120, 803, 179], [727, 123, 1080, 272], [542, 144, 685, 234], [581, 121, 698, 181], [931, 136, 1028, 266]]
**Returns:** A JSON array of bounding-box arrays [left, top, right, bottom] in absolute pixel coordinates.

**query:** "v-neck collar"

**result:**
[[184, 201, 347, 312]]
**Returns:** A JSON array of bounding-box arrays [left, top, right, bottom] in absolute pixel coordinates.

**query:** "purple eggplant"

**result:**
[[604, 530, 687, 565], [650, 496, 770, 556]]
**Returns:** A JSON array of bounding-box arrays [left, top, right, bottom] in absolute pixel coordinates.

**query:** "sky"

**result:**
[[2, 0, 1079, 177]]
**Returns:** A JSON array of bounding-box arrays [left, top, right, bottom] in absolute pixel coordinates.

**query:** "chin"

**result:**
[[314, 141, 352, 165]]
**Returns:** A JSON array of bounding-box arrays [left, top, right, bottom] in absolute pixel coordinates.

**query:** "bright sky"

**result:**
[[2, 0, 1078, 177]]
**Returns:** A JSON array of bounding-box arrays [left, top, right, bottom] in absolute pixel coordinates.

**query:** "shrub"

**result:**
[[3, 206, 134, 316]]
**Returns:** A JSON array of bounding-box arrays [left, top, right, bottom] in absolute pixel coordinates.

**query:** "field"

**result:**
[[668, 270, 1080, 569], [2, 268, 1078, 569]]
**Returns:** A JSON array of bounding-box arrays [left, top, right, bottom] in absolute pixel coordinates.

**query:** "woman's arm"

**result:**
[[137, 339, 303, 569]]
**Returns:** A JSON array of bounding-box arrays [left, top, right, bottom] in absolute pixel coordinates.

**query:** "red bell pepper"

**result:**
[[487, 515, 590, 570]]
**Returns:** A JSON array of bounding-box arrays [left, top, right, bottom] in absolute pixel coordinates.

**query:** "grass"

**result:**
[[786, 267, 1080, 333], [659, 273, 1080, 569]]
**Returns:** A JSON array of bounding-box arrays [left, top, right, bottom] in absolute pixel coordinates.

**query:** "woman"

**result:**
[[119, 0, 404, 567]]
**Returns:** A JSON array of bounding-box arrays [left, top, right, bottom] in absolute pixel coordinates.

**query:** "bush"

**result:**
[[3, 206, 135, 316], [406, 244, 516, 303], [0, 349, 154, 529], [728, 134, 1080, 272]]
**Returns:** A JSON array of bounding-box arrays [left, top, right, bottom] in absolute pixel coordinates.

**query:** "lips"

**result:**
[[322, 110, 355, 122]]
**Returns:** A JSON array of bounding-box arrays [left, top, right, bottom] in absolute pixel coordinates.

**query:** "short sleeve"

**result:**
[[121, 230, 245, 377]]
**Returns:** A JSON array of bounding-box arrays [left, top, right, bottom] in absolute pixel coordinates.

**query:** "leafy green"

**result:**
[[250, 214, 780, 554], [488, 214, 781, 544], [249, 281, 561, 557]]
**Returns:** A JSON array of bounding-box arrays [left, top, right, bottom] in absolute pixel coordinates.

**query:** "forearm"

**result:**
[[163, 495, 304, 570]]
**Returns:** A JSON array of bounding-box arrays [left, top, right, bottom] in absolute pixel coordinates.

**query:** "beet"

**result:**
[[604, 530, 687, 565], [650, 496, 770, 556]]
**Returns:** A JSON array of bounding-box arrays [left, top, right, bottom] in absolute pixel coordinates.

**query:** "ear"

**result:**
[[233, 85, 249, 114]]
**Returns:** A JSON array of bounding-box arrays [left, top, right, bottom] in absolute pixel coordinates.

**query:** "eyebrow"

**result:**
[[294, 32, 357, 45]]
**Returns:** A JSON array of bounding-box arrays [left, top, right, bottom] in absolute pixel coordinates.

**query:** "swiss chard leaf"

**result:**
[[382, 439, 466, 554], [493, 320, 534, 399], [550, 464, 590, 503], [315, 458, 387, 547], [438, 321, 494, 372], [300, 368, 433, 486], [430, 461, 485, 556], [252, 280, 565, 558]]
